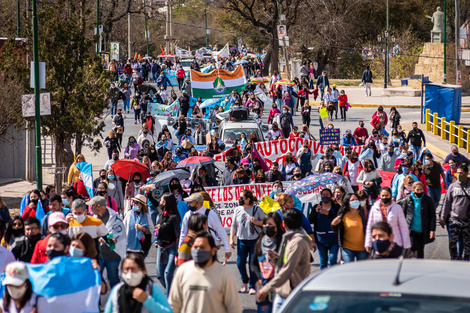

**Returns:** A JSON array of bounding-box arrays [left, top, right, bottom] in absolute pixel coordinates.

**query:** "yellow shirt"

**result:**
[[342, 211, 365, 251]]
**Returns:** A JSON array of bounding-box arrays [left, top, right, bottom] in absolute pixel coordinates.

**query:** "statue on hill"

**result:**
[[426, 7, 448, 43]]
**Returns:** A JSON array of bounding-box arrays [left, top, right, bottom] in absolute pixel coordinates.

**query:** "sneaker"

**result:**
[[249, 288, 256, 295], [240, 283, 248, 293]]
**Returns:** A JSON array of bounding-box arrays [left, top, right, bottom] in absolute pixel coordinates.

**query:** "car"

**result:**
[[216, 107, 268, 144], [180, 58, 193, 76], [279, 259, 470, 313]]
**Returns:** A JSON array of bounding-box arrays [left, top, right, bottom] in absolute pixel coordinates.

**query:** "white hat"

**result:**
[[3, 262, 29, 286]]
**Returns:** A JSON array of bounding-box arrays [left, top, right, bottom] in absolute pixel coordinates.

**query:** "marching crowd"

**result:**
[[1, 55, 470, 313]]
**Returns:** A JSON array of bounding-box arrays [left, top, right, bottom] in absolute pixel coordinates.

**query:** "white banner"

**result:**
[[175, 46, 192, 58], [110, 42, 120, 61]]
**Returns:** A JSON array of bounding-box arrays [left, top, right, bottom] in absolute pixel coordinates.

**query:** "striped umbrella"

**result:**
[[276, 79, 295, 86], [251, 77, 269, 84]]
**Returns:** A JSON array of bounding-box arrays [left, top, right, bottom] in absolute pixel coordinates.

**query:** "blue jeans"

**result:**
[[428, 186, 442, 209], [272, 293, 285, 313], [111, 102, 118, 115], [317, 242, 339, 269], [341, 248, 369, 263], [320, 88, 325, 101], [236, 238, 257, 289], [157, 245, 177, 293], [124, 99, 130, 112], [410, 145, 421, 161], [100, 257, 121, 288], [134, 108, 141, 121], [149, 205, 158, 226], [319, 118, 324, 129]]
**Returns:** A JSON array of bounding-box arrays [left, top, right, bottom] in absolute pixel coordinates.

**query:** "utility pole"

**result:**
[[17, 0, 20, 37], [128, 13, 132, 59], [276, 0, 290, 79], [456, 0, 461, 85], [96, 0, 100, 54], [143, 0, 149, 56], [32, 0, 42, 190], [164, 1, 174, 53], [384, 0, 389, 89], [444, 0, 447, 82], [204, 0, 208, 47]]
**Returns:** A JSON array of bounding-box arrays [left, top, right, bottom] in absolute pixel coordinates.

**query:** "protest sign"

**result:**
[[191, 65, 247, 100], [148, 99, 179, 117], [214, 137, 365, 167], [164, 69, 178, 86], [320, 128, 341, 145]]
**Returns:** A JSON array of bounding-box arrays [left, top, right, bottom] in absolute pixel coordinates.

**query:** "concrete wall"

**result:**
[[0, 126, 32, 180]]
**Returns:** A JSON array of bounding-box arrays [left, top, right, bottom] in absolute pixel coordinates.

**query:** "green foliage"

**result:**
[[337, 51, 368, 79]]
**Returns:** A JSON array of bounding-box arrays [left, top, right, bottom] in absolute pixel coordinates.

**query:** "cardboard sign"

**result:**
[[320, 128, 340, 145]]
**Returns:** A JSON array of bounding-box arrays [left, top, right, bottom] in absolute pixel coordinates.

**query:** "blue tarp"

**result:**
[[424, 83, 462, 124]]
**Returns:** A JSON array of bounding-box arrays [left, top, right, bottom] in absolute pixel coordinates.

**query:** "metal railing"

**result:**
[[425, 109, 470, 152]]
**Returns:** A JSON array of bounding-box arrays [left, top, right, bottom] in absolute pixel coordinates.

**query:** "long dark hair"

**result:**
[[169, 178, 188, 197], [159, 193, 180, 222], [3, 279, 33, 311], [339, 193, 365, 216], [4, 216, 24, 245], [254, 212, 284, 256]]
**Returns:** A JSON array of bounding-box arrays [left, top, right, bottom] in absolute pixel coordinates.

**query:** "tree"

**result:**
[[1, 0, 109, 188]]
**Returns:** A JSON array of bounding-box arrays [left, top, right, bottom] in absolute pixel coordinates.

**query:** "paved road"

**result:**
[[86, 97, 454, 312]]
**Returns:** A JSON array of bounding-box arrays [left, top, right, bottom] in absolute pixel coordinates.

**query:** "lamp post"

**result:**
[[17, 0, 21, 37], [204, 0, 208, 47], [377, 34, 386, 88], [96, 0, 100, 54], [390, 35, 396, 85]]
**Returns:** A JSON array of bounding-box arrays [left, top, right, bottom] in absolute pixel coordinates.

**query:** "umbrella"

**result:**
[[138, 84, 157, 94], [276, 79, 295, 86], [151, 169, 190, 188], [111, 159, 150, 181], [176, 156, 215, 169], [251, 77, 269, 84], [234, 60, 249, 65], [285, 173, 343, 195]]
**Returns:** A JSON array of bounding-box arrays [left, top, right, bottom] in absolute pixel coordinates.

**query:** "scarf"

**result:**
[[261, 235, 278, 255], [118, 275, 151, 313], [380, 203, 389, 222]]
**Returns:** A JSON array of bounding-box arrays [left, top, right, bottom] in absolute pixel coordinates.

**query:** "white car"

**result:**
[[216, 107, 267, 145]]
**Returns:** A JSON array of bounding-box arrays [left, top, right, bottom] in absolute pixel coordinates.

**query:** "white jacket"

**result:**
[[94, 207, 127, 259], [365, 201, 411, 249]]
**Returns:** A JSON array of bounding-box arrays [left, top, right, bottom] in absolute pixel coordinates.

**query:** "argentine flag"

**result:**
[[75, 162, 94, 198], [19, 194, 46, 226]]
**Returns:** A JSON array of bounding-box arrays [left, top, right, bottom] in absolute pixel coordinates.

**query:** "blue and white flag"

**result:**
[[27, 257, 101, 313], [199, 97, 223, 109], [75, 162, 94, 198], [19, 194, 46, 225]]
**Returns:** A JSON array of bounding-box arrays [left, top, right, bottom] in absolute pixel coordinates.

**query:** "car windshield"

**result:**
[[285, 292, 470, 313], [222, 128, 260, 144], [180, 61, 192, 67]]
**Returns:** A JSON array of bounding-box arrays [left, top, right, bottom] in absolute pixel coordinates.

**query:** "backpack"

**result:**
[[280, 114, 290, 128]]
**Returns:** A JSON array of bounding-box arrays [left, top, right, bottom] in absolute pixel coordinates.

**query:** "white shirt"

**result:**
[[159, 89, 169, 103], [179, 206, 230, 252], [137, 134, 155, 146]]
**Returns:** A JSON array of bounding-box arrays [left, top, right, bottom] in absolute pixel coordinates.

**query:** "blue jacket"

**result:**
[[391, 173, 418, 199], [341, 135, 358, 146], [156, 75, 172, 87], [445, 168, 455, 189]]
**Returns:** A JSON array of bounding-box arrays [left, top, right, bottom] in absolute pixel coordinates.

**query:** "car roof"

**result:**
[[301, 259, 470, 298], [221, 121, 260, 130]]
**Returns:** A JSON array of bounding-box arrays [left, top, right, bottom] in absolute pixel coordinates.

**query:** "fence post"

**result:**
[[433, 113, 439, 135], [459, 125, 464, 148], [467, 130, 470, 153], [425, 109, 431, 131], [449, 121, 455, 143], [441, 117, 446, 140]]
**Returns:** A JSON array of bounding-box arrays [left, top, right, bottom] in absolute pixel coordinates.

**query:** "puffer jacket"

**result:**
[[401, 194, 436, 244]]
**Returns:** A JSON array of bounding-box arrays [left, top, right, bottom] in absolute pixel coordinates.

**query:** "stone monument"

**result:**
[[426, 7, 448, 43]]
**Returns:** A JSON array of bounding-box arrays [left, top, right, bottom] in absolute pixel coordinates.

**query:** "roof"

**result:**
[[301, 259, 470, 298]]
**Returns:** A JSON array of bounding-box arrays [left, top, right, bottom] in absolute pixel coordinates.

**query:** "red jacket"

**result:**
[[22, 205, 49, 220], [338, 94, 348, 107], [31, 234, 50, 264], [176, 68, 186, 79], [268, 108, 281, 124]]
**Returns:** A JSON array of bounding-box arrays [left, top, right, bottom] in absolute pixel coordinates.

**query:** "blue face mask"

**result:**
[[372, 239, 391, 253], [402, 167, 409, 174], [62, 198, 69, 206], [273, 188, 282, 194], [350, 200, 361, 209], [388, 151, 394, 156], [132, 205, 140, 212], [107, 175, 115, 180], [69, 246, 84, 258]]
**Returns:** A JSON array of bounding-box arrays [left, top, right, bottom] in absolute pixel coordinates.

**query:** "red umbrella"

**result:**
[[175, 156, 215, 169], [111, 159, 150, 181]]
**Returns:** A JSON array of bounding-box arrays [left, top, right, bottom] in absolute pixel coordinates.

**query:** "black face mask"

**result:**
[[170, 184, 179, 191], [97, 190, 106, 196], [238, 198, 245, 206], [100, 175, 106, 179], [263, 225, 276, 237], [134, 179, 141, 184], [28, 233, 42, 242], [381, 197, 392, 204], [47, 249, 66, 260], [12, 228, 23, 237], [322, 196, 331, 203], [31, 199, 39, 206], [294, 173, 301, 178], [113, 156, 119, 161]]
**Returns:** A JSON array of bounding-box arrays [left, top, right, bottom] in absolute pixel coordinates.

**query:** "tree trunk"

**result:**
[[74, 134, 83, 156], [54, 134, 74, 189], [263, 48, 272, 76], [270, 28, 279, 74], [328, 47, 338, 78]]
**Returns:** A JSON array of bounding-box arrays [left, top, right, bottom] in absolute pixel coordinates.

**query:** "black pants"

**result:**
[[410, 230, 425, 259], [302, 115, 311, 127], [177, 78, 184, 90], [299, 97, 306, 108], [282, 127, 291, 138], [448, 219, 470, 260], [332, 101, 338, 119], [340, 106, 347, 120]]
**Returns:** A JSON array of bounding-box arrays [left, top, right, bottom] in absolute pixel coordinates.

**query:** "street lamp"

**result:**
[[377, 34, 386, 88]]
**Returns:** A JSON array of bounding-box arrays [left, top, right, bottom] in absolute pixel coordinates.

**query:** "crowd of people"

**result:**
[[2, 53, 470, 313]]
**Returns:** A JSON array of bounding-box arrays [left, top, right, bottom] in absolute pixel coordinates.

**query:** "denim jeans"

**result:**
[[428, 186, 442, 209], [317, 242, 339, 269], [236, 238, 257, 289], [100, 257, 121, 288], [111, 103, 118, 115], [123, 99, 130, 112], [410, 145, 422, 161], [341, 248, 369, 263], [149, 205, 158, 226], [157, 245, 177, 293], [134, 108, 141, 121]]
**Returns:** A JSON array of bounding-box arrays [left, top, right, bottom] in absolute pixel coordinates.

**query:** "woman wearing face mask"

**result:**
[[297, 143, 315, 177], [46, 232, 71, 261], [124, 136, 142, 159], [251, 212, 284, 312], [177, 213, 208, 266], [331, 193, 369, 262], [104, 130, 121, 160], [125, 173, 144, 200], [333, 186, 346, 207], [21, 190, 46, 221], [315, 147, 337, 174], [168, 178, 188, 202], [357, 190, 370, 212], [365, 187, 411, 253], [2, 217, 24, 248], [230, 190, 265, 294], [400, 181, 436, 258], [411, 160, 428, 194], [104, 253, 172, 313], [389, 107, 401, 130], [357, 159, 382, 204], [206, 136, 222, 155], [96, 182, 119, 213], [288, 167, 303, 181], [267, 122, 283, 141], [267, 103, 281, 124], [343, 151, 362, 192], [445, 160, 458, 188], [308, 189, 340, 269], [124, 195, 151, 257], [106, 169, 124, 213], [389, 130, 401, 148], [280, 153, 299, 180], [155, 193, 181, 293], [0, 262, 39, 313], [279, 105, 293, 138]]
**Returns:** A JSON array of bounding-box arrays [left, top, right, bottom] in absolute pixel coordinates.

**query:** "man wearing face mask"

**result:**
[[10, 217, 42, 262], [441, 165, 470, 260], [379, 145, 398, 172], [341, 129, 358, 146], [406, 121, 426, 161], [67, 199, 108, 248], [104, 150, 120, 171], [137, 128, 155, 146], [288, 167, 303, 181], [169, 231, 242, 313], [179, 193, 231, 265], [265, 162, 286, 183], [88, 196, 126, 288], [223, 157, 238, 186], [444, 145, 470, 167], [353, 120, 369, 145], [96, 182, 118, 213], [31, 212, 69, 264], [423, 153, 446, 209], [369, 222, 414, 259], [41, 194, 71, 236]]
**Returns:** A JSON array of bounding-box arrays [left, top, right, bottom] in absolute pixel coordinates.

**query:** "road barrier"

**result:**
[[425, 109, 470, 152]]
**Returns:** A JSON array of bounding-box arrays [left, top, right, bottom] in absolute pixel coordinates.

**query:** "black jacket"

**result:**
[[401, 194, 436, 244], [331, 208, 368, 247], [362, 69, 373, 83], [179, 95, 190, 115], [11, 235, 42, 262], [406, 128, 426, 147], [308, 202, 340, 238]]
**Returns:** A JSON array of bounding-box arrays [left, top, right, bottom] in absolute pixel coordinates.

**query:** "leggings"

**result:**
[[340, 106, 347, 120], [134, 108, 141, 121], [177, 78, 184, 90]]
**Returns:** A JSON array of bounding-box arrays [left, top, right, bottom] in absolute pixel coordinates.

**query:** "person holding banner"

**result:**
[[279, 106, 294, 138]]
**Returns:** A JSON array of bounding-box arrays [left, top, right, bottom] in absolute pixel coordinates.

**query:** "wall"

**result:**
[[0, 126, 32, 180]]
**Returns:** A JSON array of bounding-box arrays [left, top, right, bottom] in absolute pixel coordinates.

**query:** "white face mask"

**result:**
[[53, 230, 68, 236], [122, 271, 144, 287], [73, 213, 86, 224], [360, 200, 367, 207], [7, 284, 27, 300], [328, 125, 333, 129]]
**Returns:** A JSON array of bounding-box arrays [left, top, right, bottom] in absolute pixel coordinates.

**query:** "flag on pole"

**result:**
[[252, 145, 270, 172], [160, 45, 165, 55], [75, 162, 94, 198], [190, 65, 247, 100]]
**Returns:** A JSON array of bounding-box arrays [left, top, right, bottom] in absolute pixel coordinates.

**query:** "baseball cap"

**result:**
[[48, 212, 67, 226], [345, 129, 352, 134], [86, 196, 107, 207], [241, 158, 250, 165], [3, 262, 29, 286], [184, 193, 204, 204]]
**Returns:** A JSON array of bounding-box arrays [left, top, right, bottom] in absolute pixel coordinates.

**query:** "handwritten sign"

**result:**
[[320, 128, 340, 145]]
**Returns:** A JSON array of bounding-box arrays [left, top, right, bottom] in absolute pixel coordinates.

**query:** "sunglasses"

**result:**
[[52, 224, 67, 230]]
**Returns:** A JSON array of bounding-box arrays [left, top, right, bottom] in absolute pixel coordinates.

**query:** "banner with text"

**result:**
[[214, 138, 365, 167], [320, 128, 340, 145], [148, 99, 179, 117]]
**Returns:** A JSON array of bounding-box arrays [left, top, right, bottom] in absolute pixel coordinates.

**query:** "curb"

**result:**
[[425, 141, 449, 161]]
